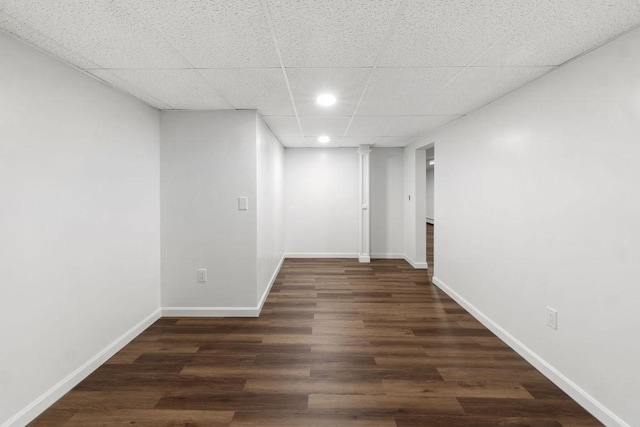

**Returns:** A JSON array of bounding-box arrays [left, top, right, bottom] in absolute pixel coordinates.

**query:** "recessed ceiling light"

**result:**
[[316, 93, 336, 107], [318, 135, 330, 143]]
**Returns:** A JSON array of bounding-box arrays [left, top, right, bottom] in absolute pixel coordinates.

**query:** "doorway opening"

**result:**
[[425, 147, 434, 283]]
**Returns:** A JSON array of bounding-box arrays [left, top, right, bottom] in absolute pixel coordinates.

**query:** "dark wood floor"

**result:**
[[427, 222, 434, 283], [31, 259, 601, 426]]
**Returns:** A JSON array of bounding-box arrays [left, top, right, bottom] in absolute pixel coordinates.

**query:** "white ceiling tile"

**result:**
[[380, 0, 538, 66], [299, 116, 351, 137], [338, 136, 382, 148], [417, 66, 553, 115], [127, 0, 280, 68], [89, 70, 172, 109], [347, 116, 396, 137], [347, 115, 460, 137], [0, 13, 98, 69], [91, 69, 233, 110], [0, 0, 189, 68], [287, 68, 370, 116], [199, 68, 293, 115], [375, 136, 421, 148], [387, 115, 460, 137], [266, 0, 402, 67], [476, 0, 640, 66], [261, 116, 301, 138], [357, 67, 461, 116]]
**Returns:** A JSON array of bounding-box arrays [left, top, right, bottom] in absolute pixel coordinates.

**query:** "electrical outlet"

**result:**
[[546, 307, 557, 330], [197, 268, 207, 283]]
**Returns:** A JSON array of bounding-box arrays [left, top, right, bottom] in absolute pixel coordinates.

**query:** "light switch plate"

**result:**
[[238, 196, 248, 211]]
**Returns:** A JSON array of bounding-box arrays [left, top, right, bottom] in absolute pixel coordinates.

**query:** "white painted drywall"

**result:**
[[409, 27, 640, 427], [160, 110, 258, 309], [256, 116, 284, 304], [284, 148, 359, 257], [370, 148, 404, 257], [403, 147, 427, 268], [0, 32, 160, 425], [426, 167, 434, 221]]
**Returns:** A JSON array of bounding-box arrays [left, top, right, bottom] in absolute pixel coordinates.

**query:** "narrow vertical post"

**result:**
[[358, 145, 371, 263]]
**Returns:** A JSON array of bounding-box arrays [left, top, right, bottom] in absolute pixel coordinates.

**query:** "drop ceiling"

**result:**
[[1, 0, 639, 147]]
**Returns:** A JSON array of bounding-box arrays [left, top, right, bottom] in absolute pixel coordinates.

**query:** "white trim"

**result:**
[[162, 307, 259, 317], [3, 309, 162, 427], [162, 254, 286, 318], [370, 253, 404, 259], [358, 255, 371, 263], [403, 254, 428, 269], [256, 255, 285, 314], [432, 276, 630, 427], [284, 252, 358, 259]]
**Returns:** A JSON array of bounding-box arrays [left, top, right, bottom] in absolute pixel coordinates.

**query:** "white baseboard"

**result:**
[[358, 255, 371, 263], [256, 255, 285, 314], [403, 254, 428, 269], [370, 253, 404, 259], [432, 276, 629, 427], [162, 307, 259, 317], [284, 252, 358, 258], [3, 308, 162, 427], [163, 255, 286, 318]]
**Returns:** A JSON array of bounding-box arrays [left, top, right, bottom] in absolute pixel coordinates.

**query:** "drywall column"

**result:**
[[358, 145, 371, 263]]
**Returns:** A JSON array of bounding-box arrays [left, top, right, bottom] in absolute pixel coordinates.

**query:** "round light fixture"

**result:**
[[318, 135, 330, 143], [316, 93, 336, 107]]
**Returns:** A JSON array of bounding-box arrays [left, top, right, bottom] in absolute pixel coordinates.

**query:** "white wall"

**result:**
[[411, 27, 640, 427], [425, 167, 434, 221], [0, 32, 161, 426], [256, 116, 284, 304], [284, 148, 359, 257], [160, 111, 258, 311], [403, 148, 427, 268], [370, 148, 404, 258]]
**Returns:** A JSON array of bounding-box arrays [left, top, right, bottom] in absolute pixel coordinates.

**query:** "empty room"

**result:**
[[1, 1, 639, 426]]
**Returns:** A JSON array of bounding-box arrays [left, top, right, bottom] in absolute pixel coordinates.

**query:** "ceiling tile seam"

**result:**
[[0, 13, 102, 70], [0, 15, 172, 110], [118, 0, 236, 110], [260, 0, 304, 141], [404, 0, 548, 141], [340, 0, 408, 145], [92, 69, 173, 109], [413, 0, 547, 114]]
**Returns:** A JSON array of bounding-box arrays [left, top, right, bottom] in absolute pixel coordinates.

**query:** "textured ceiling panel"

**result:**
[[385, 115, 461, 137], [91, 69, 232, 110], [476, 0, 640, 66], [2, 0, 639, 148], [380, 0, 538, 66], [0, 0, 188, 68], [200, 68, 293, 116], [416, 66, 553, 115], [127, 0, 280, 68], [357, 67, 462, 116], [299, 116, 351, 137], [266, 0, 402, 67], [0, 14, 98, 69], [346, 116, 395, 137], [339, 136, 382, 148], [375, 136, 422, 147], [347, 115, 460, 137], [287, 68, 370, 117], [261, 116, 301, 137], [90, 69, 172, 109]]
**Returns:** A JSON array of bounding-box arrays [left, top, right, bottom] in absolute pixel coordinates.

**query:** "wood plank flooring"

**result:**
[[31, 259, 601, 426]]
